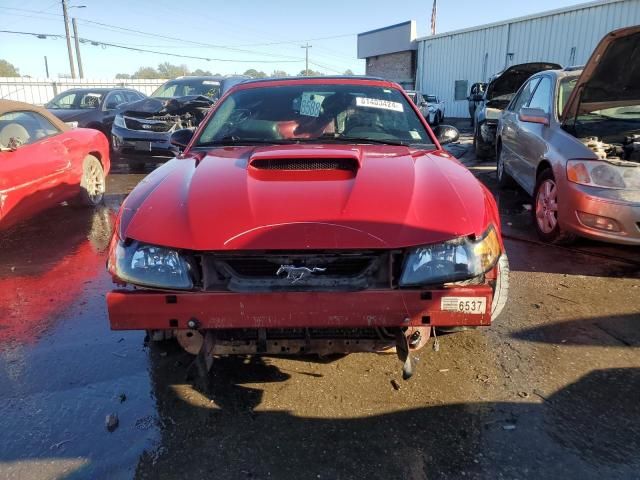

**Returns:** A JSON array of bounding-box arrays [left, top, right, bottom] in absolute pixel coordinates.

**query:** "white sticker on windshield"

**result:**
[[203, 81, 220, 85], [300, 93, 325, 117], [409, 130, 421, 140], [356, 97, 403, 112]]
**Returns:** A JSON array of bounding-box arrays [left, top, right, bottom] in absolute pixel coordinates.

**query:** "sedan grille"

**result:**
[[124, 116, 174, 132]]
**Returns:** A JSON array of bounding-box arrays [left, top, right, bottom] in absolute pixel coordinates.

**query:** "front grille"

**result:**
[[200, 251, 398, 292], [250, 158, 358, 171], [124, 116, 174, 132]]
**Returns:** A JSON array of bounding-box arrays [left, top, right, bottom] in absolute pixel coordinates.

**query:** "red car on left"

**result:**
[[0, 100, 110, 229]]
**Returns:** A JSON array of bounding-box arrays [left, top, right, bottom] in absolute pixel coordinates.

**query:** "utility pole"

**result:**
[[72, 18, 84, 78], [301, 43, 312, 76], [44, 56, 50, 78], [61, 0, 76, 78]]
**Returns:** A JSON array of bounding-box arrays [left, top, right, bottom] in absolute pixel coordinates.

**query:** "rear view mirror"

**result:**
[[518, 107, 550, 125], [170, 128, 195, 149], [433, 125, 460, 145]]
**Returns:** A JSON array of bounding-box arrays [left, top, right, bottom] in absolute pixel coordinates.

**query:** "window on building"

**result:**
[[454, 80, 468, 101]]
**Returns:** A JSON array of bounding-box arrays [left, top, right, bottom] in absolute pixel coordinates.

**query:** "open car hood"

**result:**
[[561, 25, 640, 123], [486, 62, 562, 101], [118, 95, 214, 118]]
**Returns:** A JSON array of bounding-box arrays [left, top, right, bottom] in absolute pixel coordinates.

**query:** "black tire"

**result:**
[[533, 169, 576, 244], [473, 125, 492, 159], [496, 144, 516, 189], [76, 155, 105, 207]]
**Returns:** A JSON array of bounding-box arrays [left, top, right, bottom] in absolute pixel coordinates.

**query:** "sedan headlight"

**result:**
[[567, 160, 640, 189], [399, 226, 501, 286], [113, 114, 126, 129], [112, 240, 193, 289]]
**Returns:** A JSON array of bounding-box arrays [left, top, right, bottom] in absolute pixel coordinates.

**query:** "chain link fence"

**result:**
[[0, 77, 167, 105]]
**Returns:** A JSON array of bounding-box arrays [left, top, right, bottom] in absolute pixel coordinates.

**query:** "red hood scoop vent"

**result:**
[[250, 157, 358, 171], [248, 145, 362, 173]]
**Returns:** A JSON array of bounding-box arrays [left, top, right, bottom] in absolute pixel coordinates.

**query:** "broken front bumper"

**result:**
[[107, 285, 494, 331]]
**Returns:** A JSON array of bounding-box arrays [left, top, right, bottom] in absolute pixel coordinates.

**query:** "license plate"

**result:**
[[441, 297, 487, 314], [133, 141, 152, 151]]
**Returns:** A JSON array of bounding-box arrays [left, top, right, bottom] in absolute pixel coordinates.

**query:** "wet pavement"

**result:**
[[0, 139, 639, 480]]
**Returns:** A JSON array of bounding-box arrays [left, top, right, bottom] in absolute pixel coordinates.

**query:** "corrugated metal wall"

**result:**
[[416, 0, 640, 118]]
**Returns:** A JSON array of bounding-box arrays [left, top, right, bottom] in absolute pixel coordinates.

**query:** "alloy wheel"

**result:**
[[535, 179, 558, 233]]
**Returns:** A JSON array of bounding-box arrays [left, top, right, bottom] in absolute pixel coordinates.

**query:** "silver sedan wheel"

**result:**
[[535, 179, 558, 233]]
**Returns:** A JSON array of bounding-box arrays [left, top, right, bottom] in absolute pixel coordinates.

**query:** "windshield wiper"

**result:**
[[196, 136, 297, 147], [292, 134, 410, 146]]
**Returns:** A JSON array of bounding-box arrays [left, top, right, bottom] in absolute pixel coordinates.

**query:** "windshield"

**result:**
[[151, 79, 221, 99], [46, 91, 103, 109], [195, 83, 433, 147]]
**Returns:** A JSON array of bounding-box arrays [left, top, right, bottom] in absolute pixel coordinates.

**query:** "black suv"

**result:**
[[112, 76, 248, 166]]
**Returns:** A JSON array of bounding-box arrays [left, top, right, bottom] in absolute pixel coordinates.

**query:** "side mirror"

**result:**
[[518, 107, 549, 125], [170, 128, 195, 149], [433, 125, 459, 145]]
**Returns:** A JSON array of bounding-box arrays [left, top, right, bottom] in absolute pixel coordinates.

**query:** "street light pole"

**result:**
[[301, 43, 312, 76], [61, 0, 76, 78], [72, 18, 84, 78]]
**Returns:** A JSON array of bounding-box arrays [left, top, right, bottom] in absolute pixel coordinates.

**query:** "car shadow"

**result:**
[[511, 312, 640, 347], [123, 351, 640, 480]]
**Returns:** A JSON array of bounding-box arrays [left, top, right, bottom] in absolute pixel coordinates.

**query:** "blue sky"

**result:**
[[1, 0, 589, 78]]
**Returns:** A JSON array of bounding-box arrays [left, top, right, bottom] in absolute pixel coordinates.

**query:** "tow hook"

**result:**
[[396, 330, 414, 380]]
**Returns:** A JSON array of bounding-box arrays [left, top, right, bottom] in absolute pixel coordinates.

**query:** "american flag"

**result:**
[[430, 0, 437, 35]]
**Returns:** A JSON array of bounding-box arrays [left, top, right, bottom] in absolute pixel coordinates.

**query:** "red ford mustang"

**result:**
[[106, 77, 509, 378], [0, 100, 109, 229]]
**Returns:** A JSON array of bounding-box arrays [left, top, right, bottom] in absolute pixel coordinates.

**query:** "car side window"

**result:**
[[509, 78, 540, 112], [0, 111, 60, 149], [124, 91, 143, 103], [527, 77, 552, 114], [105, 92, 127, 109]]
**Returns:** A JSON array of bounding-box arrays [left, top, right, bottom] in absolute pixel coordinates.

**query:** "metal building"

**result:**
[[416, 0, 640, 117]]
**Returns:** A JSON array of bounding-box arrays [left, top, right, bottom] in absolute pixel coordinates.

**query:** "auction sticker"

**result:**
[[441, 297, 487, 314], [356, 97, 404, 112], [300, 93, 325, 117]]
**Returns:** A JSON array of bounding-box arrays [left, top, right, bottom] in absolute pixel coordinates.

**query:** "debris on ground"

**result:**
[[533, 389, 547, 400], [476, 374, 490, 383], [438, 369, 450, 373], [105, 413, 119, 432], [119, 393, 127, 403], [390, 379, 401, 391], [49, 439, 72, 450], [518, 391, 529, 398], [502, 424, 516, 431], [111, 352, 127, 358], [532, 303, 542, 309]]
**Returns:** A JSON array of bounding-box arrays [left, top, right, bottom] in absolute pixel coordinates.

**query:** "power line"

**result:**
[[0, 30, 302, 63]]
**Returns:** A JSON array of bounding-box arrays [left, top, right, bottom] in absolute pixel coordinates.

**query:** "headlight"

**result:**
[[399, 226, 501, 286], [567, 160, 640, 189], [112, 240, 193, 289], [113, 114, 126, 129]]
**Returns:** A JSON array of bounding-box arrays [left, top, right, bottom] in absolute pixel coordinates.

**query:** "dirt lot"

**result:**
[[1, 125, 639, 480]]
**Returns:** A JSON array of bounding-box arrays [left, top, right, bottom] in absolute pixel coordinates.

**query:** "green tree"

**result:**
[[343, 69, 354, 76], [243, 69, 267, 78], [0, 59, 19, 77], [115, 73, 131, 79], [192, 68, 213, 76], [270, 70, 289, 78], [133, 66, 160, 79], [298, 69, 323, 77], [157, 62, 189, 78]]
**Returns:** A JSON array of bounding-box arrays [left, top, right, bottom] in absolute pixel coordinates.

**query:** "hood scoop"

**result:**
[[250, 157, 358, 171], [248, 145, 361, 177]]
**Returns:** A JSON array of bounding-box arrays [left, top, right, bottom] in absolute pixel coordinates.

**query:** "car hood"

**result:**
[[486, 62, 562, 101], [120, 145, 497, 251], [561, 25, 640, 123], [118, 95, 214, 118], [47, 108, 93, 122]]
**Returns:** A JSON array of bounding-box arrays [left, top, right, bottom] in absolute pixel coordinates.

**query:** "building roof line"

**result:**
[[415, 0, 628, 42], [358, 20, 414, 38]]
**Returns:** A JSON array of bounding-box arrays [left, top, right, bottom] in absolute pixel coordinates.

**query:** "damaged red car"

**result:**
[[106, 77, 509, 378]]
